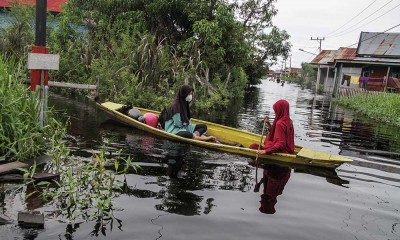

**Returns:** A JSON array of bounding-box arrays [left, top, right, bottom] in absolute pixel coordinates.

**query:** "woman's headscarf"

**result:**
[[265, 99, 295, 153], [166, 85, 193, 124]]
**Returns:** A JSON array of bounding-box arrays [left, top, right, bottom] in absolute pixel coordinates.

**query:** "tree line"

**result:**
[[1, 0, 291, 110]]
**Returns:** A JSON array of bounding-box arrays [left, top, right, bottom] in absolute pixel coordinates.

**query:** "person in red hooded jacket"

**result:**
[[249, 99, 295, 155]]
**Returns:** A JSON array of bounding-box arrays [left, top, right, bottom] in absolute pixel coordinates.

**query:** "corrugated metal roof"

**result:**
[[332, 47, 357, 60], [0, 0, 68, 12], [311, 47, 356, 65], [357, 32, 400, 57], [311, 50, 337, 65], [336, 57, 400, 66]]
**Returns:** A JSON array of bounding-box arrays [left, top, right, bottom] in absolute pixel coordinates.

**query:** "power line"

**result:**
[[334, 3, 400, 38], [306, 48, 320, 62], [329, 0, 395, 38], [346, 23, 400, 47], [326, 0, 377, 37]]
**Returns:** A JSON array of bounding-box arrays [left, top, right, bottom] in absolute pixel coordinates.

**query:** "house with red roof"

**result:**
[[311, 31, 400, 95], [0, 0, 68, 13]]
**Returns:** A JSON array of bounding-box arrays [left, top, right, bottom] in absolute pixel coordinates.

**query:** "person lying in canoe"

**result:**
[[165, 85, 217, 142], [250, 99, 295, 155]]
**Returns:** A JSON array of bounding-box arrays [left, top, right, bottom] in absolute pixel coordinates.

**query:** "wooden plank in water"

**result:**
[[32, 173, 59, 181], [0, 162, 28, 175], [0, 216, 11, 225], [0, 174, 24, 182], [18, 212, 44, 229]]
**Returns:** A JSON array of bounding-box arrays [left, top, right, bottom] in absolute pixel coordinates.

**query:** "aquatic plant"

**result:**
[[39, 140, 138, 223], [335, 93, 400, 127], [0, 55, 65, 161]]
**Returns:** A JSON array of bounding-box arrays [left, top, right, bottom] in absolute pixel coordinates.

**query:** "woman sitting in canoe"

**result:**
[[250, 99, 295, 155], [165, 85, 216, 142]]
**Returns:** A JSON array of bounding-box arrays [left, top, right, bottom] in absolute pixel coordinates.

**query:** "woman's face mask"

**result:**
[[185, 94, 193, 102]]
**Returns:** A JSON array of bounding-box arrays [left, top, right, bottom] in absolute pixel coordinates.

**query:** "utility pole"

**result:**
[[311, 37, 325, 52], [284, 59, 287, 77], [311, 37, 324, 94]]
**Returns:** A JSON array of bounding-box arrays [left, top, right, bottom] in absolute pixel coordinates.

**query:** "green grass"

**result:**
[[0, 55, 65, 161], [335, 93, 400, 127]]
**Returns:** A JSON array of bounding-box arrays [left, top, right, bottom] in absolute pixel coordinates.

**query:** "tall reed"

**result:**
[[0, 55, 65, 161]]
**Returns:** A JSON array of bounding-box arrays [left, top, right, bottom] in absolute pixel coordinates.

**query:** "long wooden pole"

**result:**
[[254, 122, 267, 191]]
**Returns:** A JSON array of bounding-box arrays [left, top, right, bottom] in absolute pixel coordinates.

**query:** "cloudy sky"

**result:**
[[272, 0, 400, 69]]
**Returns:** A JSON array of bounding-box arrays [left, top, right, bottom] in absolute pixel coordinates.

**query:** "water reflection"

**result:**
[[162, 156, 185, 179], [63, 222, 82, 240], [89, 216, 122, 237], [3, 82, 400, 239], [22, 229, 39, 240], [254, 164, 291, 214], [156, 142, 204, 215], [161, 141, 187, 179], [294, 166, 349, 186]]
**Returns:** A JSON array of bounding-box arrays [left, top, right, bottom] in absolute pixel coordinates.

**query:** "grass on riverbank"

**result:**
[[0, 55, 65, 161], [335, 93, 400, 127]]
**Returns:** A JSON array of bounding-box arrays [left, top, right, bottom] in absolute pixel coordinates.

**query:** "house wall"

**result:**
[[339, 67, 362, 89], [324, 67, 362, 93], [391, 67, 400, 78], [322, 68, 335, 93], [362, 66, 388, 78]]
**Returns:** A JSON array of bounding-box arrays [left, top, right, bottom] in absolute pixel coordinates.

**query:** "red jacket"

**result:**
[[264, 100, 295, 154]]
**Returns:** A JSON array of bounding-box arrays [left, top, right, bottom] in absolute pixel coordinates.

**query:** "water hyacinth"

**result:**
[[335, 93, 400, 127], [0, 55, 65, 161]]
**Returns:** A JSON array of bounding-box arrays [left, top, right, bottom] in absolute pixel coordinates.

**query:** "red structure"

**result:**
[[30, 46, 49, 91], [0, 0, 68, 12]]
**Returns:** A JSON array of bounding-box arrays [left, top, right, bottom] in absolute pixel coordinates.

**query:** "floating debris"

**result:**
[[18, 212, 44, 229]]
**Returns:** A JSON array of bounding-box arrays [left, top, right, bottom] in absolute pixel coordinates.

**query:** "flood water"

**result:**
[[1, 80, 400, 240]]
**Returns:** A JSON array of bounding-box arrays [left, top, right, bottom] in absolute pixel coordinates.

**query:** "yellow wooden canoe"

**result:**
[[97, 102, 352, 169]]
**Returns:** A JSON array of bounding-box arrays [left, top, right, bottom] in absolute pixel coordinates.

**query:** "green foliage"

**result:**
[[292, 62, 317, 89], [41, 140, 138, 222], [335, 93, 400, 127], [237, 0, 292, 85], [1, 0, 291, 110], [0, 4, 35, 58], [317, 84, 324, 94], [46, 0, 289, 109], [304, 79, 313, 89], [0, 55, 66, 161]]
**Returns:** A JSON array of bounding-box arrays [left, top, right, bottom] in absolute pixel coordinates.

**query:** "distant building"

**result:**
[[0, 0, 68, 13], [310, 31, 400, 96], [311, 48, 360, 93], [289, 67, 302, 74], [288, 67, 302, 79]]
